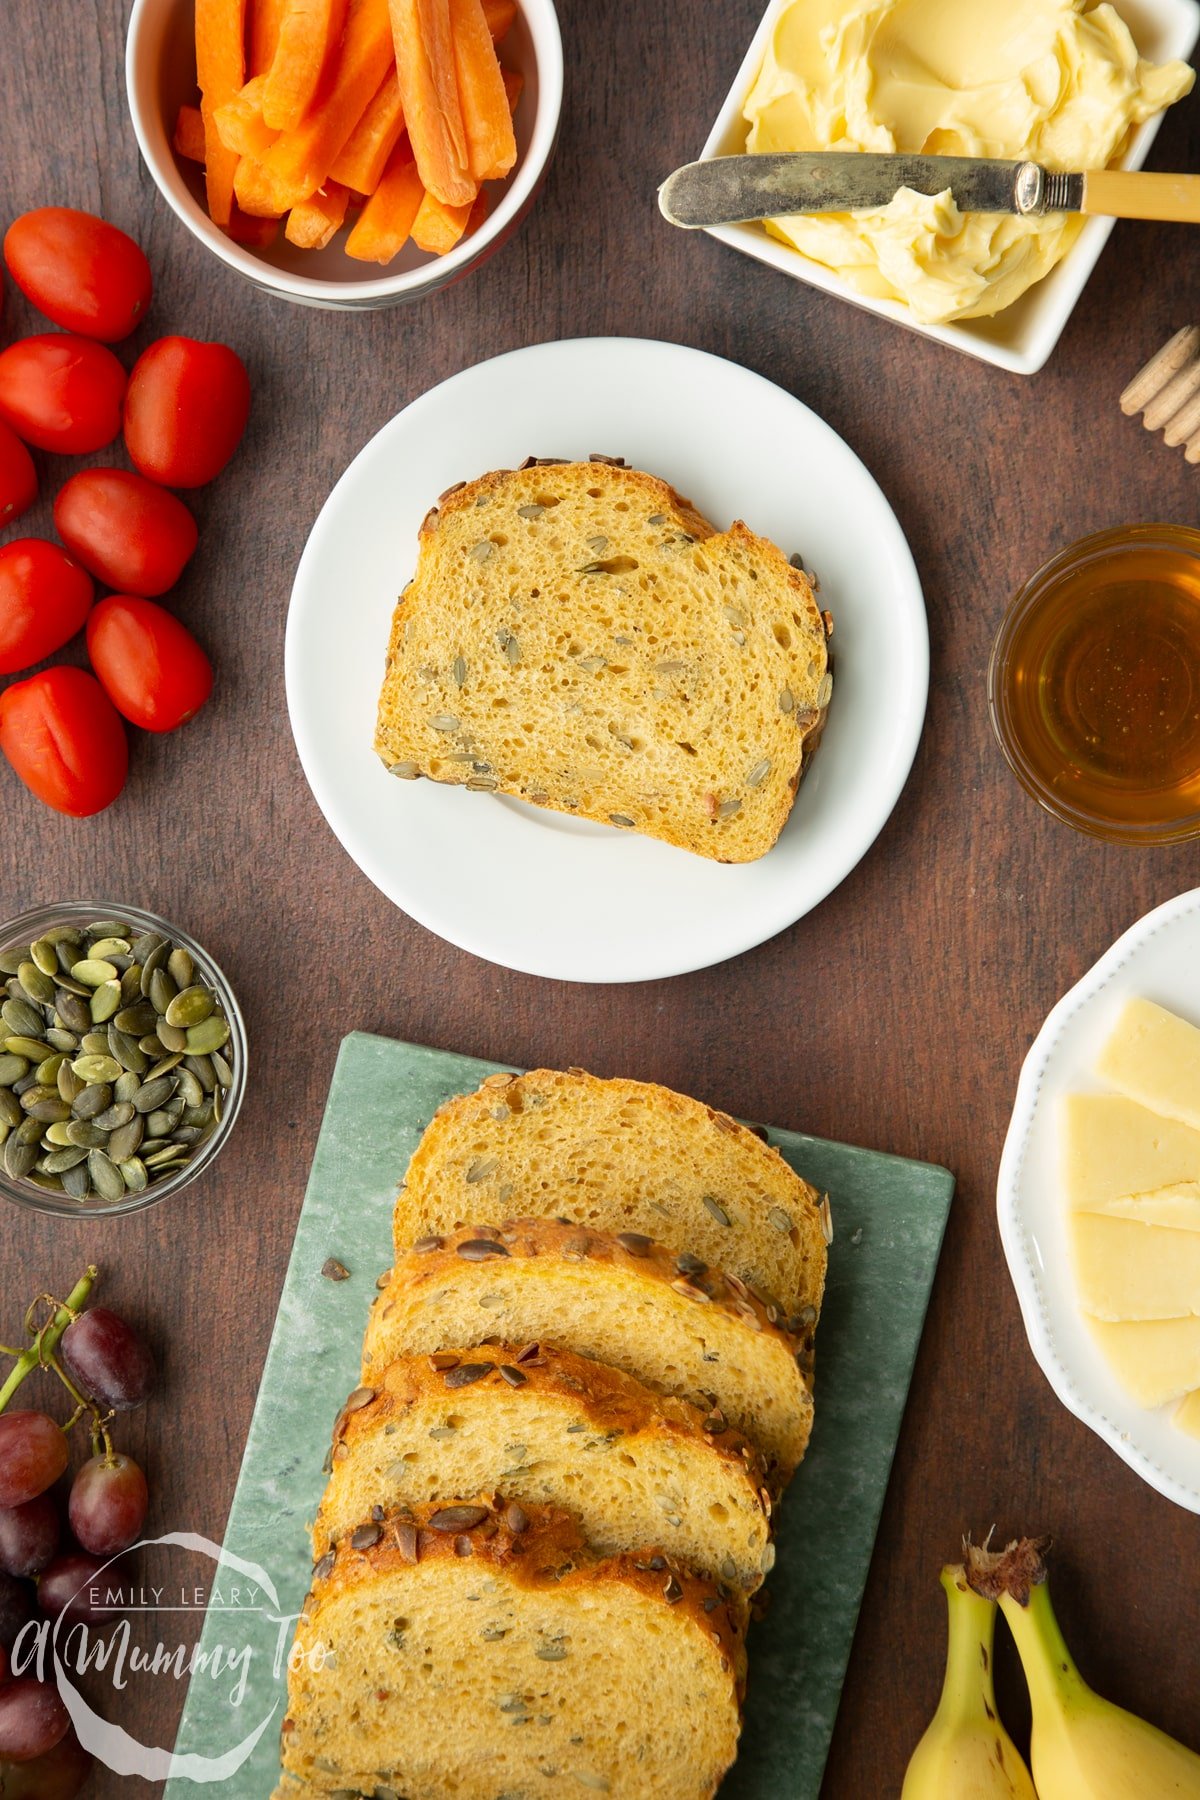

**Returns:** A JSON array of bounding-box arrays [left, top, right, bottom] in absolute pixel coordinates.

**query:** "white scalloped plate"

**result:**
[[998, 887, 1200, 1511]]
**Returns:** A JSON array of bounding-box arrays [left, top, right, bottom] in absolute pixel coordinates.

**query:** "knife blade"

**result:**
[[658, 154, 1200, 227]]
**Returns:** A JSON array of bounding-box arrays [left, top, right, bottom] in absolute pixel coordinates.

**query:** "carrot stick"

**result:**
[[196, 0, 248, 227], [262, 0, 394, 206], [447, 0, 513, 183], [329, 66, 405, 192], [249, 0, 291, 75], [480, 0, 515, 40], [214, 74, 281, 158], [344, 138, 425, 260], [226, 204, 281, 244], [173, 104, 207, 163], [263, 0, 349, 131], [387, 0, 473, 205], [410, 184, 473, 252], [285, 180, 351, 246], [501, 65, 522, 113], [233, 155, 289, 215]]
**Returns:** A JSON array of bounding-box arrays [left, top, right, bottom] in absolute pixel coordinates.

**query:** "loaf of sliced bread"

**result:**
[[393, 1066, 830, 1322], [362, 1220, 815, 1480], [277, 1502, 744, 1800], [374, 459, 832, 862], [314, 1345, 772, 1589]]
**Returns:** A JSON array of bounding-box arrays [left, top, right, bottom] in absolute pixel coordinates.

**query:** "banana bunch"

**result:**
[[902, 1536, 1200, 1800]]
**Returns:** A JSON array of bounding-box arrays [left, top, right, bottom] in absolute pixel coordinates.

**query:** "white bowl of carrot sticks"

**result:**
[[126, 0, 562, 307]]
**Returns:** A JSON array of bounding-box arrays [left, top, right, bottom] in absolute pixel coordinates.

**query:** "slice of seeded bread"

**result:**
[[393, 1066, 830, 1323], [374, 459, 832, 862], [314, 1346, 773, 1589], [362, 1220, 815, 1482], [278, 1502, 745, 1800]]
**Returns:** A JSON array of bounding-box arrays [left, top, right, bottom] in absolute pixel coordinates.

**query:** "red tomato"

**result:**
[[0, 666, 127, 816], [53, 469, 197, 597], [4, 208, 152, 343], [0, 422, 36, 527], [0, 335, 125, 454], [0, 541, 93, 675], [86, 596, 212, 732], [123, 336, 251, 488]]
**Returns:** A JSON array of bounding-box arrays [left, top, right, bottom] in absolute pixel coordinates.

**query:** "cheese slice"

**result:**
[[1175, 1390, 1200, 1440], [1096, 997, 1200, 1132], [1071, 1213, 1200, 1319], [1087, 1315, 1200, 1408], [1062, 1094, 1200, 1209], [1077, 1183, 1200, 1234]]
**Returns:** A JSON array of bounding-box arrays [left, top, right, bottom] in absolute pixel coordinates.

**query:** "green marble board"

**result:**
[[167, 1033, 954, 1797]]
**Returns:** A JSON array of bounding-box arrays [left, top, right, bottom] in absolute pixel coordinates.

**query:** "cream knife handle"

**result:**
[[1081, 168, 1200, 223]]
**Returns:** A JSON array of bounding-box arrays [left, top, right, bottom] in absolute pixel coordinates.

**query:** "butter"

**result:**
[[1071, 1212, 1200, 1320], [1096, 996, 1200, 1131], [742, 0, 1194, 323]]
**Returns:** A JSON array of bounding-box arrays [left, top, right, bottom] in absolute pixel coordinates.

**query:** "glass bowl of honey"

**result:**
[[989, 524, 1200, 843]]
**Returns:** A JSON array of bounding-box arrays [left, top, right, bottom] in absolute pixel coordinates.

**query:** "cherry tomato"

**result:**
[[0, 335, 125, 454], [0, 423, 36, 527], [0, 541, 93, 674], [53, 468, 197, 597], [123, 336, 251, 488], [4, 208, 152, 343], [0, 666, 127, 816], [87, 596, 212, 732]]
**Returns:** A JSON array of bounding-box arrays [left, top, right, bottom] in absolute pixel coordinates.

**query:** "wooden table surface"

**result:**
[[3, 2, 1200, 1794]]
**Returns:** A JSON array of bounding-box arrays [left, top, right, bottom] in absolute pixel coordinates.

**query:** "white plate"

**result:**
[[285, 337, 927, 982], [699, 0, 1200, 375], [998, 888, 1200, 1512]]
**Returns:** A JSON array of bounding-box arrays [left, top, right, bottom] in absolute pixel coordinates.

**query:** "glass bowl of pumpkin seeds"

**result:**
[[0, 902, 246, 1217]]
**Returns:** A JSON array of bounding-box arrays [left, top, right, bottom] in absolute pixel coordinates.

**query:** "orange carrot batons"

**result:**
[[249, 0, 291, 75], [480, 0, 515, 40], [285, 181, 351, 246], [329, 67, 405, 191], [410, 185, 473, 253], [262, 0, 394, 205], [262, 0, 349, 131], [387, 0, 474, 205], [196, 0, 248, 227], [447, 0, 514, 184], [214, 74, 281, 158], [174, 104, 207, 163], [344, 139, 426, 260]]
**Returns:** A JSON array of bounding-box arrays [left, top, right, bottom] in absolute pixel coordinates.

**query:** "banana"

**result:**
[[967, 1535, 1200, 1800], [901, 1563, 1037, 1799]]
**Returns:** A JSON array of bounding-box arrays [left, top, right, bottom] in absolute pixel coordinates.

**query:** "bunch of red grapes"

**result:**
[[0, 1279, 155, 1796]]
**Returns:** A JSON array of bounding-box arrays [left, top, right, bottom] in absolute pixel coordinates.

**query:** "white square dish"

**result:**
[[698, 0, 1200, 374]]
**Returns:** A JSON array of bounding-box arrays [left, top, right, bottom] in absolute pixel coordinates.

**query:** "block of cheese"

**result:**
[[1077, 1183, 1200, 1233], [1096, 997, 1200, 1132], [1087, 1315, 1200, 1408], [1070, 1213, 1200, 1320], [1175, 1389, 1200, 1439], [1061, 1094, 1200, 1209]]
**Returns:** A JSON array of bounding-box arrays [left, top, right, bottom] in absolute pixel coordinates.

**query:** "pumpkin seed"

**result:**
[[467, 540, 493, 562], [155, 1020, 188, 1053], [718, 798, 742, 819], [0, 1054, 29, 1085], [56, 1063, 84, 1106], [119, 1157, 148, 1193], [133, 1078, 175, 1114], [0, 1090, 22, 1128], [90, 981, 122, 1024], [5, 1038, 48, 1064], [3, 999, 45, 1039], [18, 963, 56, 1005], [5, 1135, 43, 1178], [43, 1147, 89, 1174], [210, 1051, 233, 1088], [768, 1206, 794, 1234], [166, 947, 193, 988], [44, 1030, 78, 1054], [107, 1117, 144, 1164], [73, 1056, 121, 1085], [55, 991, 91, 1034], [429, 713, 460, 732], [66, 1120, 109, 1150], [93, 1102, 134, 1131], [34, 1054, 64, 1085], [88, 1150, 126, 1203], [30, 939, 59, 977], [144, 1054, 183, 1083], [164, 986, 214, 1029], [71, 958, 118, 988], [139, 940, 169, 996], [88, 937, 130, 960], [61, 1162, 90, 1200], [184, 1016, 229, 1056], [746, 759, 772, 788], [779, 686, 795, 713], [516, 504, 544, 520], [184, 1054, 216, 1093], [452, 656, 467, 686], [114, 1072, 141, 1104], [114, 1003, 156, 1036], [44, 1122, 75, 1147], [108, 1027, 148, 1075], [149, 967, 177, 1015], [131, 931, 164, 964]]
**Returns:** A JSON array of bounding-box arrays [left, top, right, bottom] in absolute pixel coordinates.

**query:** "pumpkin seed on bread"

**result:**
[[315, 1345, 773, 1588], [362, 1219, 816, 1481], [374, 459, 832, 861], [394, 1065, 829, 1321], [278, 1502, 745, 1800]]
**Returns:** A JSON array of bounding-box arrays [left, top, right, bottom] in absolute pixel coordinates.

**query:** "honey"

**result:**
[[990, 526, 1200, 842]]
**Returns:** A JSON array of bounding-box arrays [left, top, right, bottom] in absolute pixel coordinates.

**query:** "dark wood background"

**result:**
[[2, 1, 1200, 1793]]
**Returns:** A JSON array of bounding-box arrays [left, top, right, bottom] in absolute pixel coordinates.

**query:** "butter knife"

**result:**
[[659, 154, 1200, 227]]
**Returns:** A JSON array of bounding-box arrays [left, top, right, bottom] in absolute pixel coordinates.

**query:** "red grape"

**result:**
[[0, 1679, 68, 1761], [0, 1727, 92, 1797], [59, 1307, 156, 1411], [0, 1574, 32, 1651], [0, 1497, 58, 1580], [36, 1553, 111, 1627], [0, 1415, 68, 1509], [68, 1455, 148, 1557]]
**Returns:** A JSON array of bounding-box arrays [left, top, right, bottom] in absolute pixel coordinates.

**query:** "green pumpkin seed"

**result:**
[[79, 1032, 110, 1057], [3, 999, 45, 1039], [6, 1037, 49, 1063], [35, 1054, 65, 1085], [144, 1054, 183, 1083], [115, 1003, 157, 1037], [139, 940, 169, 996], [155, 1021, 188, 1053], [88, 937, 131, 960], [43, 1147, 89, 1175], [146, 1108, 176, 1137], [166, 948, 194, 989], [57, 1062, 85, 1105], [119, 966, 142, 1005], [130, 931, 164, 964], [143, 1145, 188, 1169], [164, 985, 214, 1029], [72, 1055, 122, 1085], [93, 1102, 135, 1131], [44, 1122, 75, 1147], [30, 939, 60, 977], [71, 958, 118, 988], [13, 1118, 41, 1146], [119, 1157, 148, 1193], [44, 1029, 78, 1054], [4, 1138, 37, 1179], [90, 981, 122, 1024], [137, 1034, 162, 1056], [133, 1077, 175, 1114], [107, 1118, 144, 1164], [0, 949, 25, 977], [54, 990, 91, 1034], [184, 1054, 216, 1093], [87, 1149, 126, 1203], [27, 1098, 70, 1123], [182, 1102, 213, 1130], [66, 1120, 109, 1150], [176, 1067, 205, 1108], [73, 1083, 113, 1119], [114, 1072, 141, 1104], [149, 967, 177, 1015], [185, 1016, 230, 1056], [18, 963, 56, 1006], [61, 1162, 91, 1200], [0, 1090, 22, 1128], [87, 921, 131, 940], [108, 1027, 148, 1075], [0, 1053, 29, 1086]]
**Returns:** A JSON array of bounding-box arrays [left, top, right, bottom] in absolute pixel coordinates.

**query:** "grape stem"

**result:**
[[0, 1266, 98, 1415]]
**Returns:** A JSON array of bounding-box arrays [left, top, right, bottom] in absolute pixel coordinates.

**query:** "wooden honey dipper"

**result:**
[[1121, 326, 1200, 463]]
